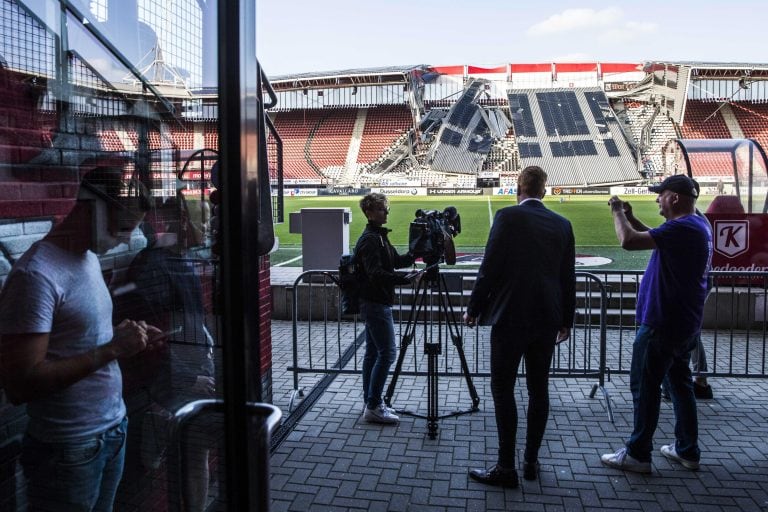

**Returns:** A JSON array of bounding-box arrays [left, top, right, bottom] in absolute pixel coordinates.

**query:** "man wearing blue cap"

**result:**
[[601, 174, 712, 473]]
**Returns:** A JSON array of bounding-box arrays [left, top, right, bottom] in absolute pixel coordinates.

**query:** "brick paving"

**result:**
[[268, 267, 768, 511], [269, 317, 768, 511]]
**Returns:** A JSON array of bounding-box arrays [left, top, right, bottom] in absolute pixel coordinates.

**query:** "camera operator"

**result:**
[[356, 193, 415, 425]]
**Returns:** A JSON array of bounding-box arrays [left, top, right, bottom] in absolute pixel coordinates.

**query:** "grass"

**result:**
[[271, 194, 715, 270]]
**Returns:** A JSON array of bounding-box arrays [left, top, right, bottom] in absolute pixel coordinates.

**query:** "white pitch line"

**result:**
[[487, 197, 494, 227], [274, 255, 302, 267]]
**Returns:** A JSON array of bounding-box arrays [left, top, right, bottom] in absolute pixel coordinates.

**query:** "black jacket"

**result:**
[[467, 200, 576, 329], [355, 224, 415, 306]]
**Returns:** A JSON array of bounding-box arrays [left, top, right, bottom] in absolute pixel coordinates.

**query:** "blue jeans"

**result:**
[[21, 417, 128, 512], [360, 300, 396, 409], [627, 325, 699, 462]]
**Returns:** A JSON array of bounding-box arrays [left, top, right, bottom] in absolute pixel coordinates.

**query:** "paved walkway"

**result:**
[[268, 267, 768, 511], [268, 320, 768, 511]]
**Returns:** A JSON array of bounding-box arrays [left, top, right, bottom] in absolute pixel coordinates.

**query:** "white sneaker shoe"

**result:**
[[363, 403, 396, 415], [600, 447, 652, 473], [362, 403, 399, 424], [660, 444, 700, 470]]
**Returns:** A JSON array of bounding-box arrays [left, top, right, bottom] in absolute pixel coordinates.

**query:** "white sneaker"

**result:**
[[600, 447, 652, 474], [660, 444, 700, 470], [363, 403, 396, 415], [362, 403, 399, 424]]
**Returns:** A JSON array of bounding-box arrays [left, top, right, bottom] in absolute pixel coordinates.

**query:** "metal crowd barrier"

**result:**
[[583, 270, 768, 380], [286, 267, 768, 429], [287, 270, 613, 421]]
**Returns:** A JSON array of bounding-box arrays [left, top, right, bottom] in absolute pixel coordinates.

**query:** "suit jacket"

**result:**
[[467, 200, 576, 329]]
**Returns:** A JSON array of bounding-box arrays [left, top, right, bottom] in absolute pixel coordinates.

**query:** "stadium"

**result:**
[[266, 61, 768, 192], [2, 0, 768, 510]]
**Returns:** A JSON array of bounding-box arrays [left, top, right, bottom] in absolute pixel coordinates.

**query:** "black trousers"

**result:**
[[490, 324, 557, 469]]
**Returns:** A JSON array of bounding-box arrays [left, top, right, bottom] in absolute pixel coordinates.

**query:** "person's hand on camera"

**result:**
[[463, 312, 477, 328], [556, 326, 570, 344], [608, 195, 628, 215]]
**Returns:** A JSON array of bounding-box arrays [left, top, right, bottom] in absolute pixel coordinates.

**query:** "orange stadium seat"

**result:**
[[731, 102, 768, 150], [681, 100, 732, 140], [357, 106, 412, 164]]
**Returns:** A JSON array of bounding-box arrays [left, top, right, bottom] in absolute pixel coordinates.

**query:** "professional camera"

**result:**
[[408, 206, 461, 266]]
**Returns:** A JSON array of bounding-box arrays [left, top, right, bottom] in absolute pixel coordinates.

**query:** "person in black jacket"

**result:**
[[356, 193, 415, 424], [465, 166, 576, 488]]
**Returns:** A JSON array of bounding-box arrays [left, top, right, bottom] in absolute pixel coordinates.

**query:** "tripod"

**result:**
[[384, 265, 479, 439]]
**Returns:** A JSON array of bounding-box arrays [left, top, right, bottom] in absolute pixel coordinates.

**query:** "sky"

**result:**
[[257, 1, 767, 77]]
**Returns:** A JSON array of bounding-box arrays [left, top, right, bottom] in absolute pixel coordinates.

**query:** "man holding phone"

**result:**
[[464, 166, 576, 488], [0, 167, 161, 511]]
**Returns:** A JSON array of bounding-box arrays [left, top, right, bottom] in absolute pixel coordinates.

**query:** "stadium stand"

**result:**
[[731, 101, 768, 150], [620, 101, 678, 177], [270, 110, 326, 181], [681, 100, 733, 139], [357, 105, 412, 164]]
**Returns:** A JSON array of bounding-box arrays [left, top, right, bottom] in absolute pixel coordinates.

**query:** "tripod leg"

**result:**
[[385, 276, 427, 407], [438, 274, 481, 411], [427, 349, 438, 439]]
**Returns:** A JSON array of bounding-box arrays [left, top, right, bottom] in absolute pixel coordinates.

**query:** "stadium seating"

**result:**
[[305, 108, 355, 175], [685, 152, 735, 178], [357, 105, 412, 164], [731, 101, 768, 150], [622, 101, 677, 176], [270, 110, 327, 181], [681, 100, 732, 139]]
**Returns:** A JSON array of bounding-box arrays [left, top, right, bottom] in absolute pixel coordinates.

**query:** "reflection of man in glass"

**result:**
[[122, 196, 216, 511], [0, 167, 161, 511]]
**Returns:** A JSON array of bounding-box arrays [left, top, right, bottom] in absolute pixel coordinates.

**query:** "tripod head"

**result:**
[[417, 261, 441, 285]]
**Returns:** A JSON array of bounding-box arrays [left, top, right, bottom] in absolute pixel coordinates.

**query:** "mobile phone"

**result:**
[[151, 326, 182, 340]]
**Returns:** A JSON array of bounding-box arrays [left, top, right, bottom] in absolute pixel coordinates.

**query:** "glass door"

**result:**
[[0, 0, 277, 510]]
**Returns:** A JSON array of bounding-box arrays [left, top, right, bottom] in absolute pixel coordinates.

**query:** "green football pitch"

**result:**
[[271, 194, 716, 270]]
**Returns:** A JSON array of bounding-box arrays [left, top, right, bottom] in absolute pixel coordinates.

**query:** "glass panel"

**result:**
[[0, 1, 271, 510]]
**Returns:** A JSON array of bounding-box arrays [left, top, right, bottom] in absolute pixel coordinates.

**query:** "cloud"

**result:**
[[600, 21, 658, 43], [526, 7, 623, 36]]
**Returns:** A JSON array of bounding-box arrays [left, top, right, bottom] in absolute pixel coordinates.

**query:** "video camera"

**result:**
[[408, 206, 461, 266]]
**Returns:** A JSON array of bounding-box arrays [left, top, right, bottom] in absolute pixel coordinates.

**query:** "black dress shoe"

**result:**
[[468, 465, 519, 488], [522, 460, 540, 481], [694, 383, 713, 399]]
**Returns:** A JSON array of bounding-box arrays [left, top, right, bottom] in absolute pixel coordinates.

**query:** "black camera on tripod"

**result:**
[[408, 206, 461, 266]]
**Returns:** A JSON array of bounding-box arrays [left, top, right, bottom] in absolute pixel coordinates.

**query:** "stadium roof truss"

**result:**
[[269, 65, 428, 91], [614, 61, 768, 125]]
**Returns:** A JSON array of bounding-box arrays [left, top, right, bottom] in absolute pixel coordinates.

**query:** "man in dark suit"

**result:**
[[464, 165, 576, 488]]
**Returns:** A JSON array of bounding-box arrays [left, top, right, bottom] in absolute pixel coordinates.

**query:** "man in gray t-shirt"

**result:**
[[0, 167, 161, 511]]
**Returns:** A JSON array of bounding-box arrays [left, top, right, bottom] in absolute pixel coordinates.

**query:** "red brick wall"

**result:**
[[259, 255, 273, 402]]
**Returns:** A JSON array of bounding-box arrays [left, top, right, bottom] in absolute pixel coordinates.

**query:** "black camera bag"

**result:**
[[338, 252, 362, 315]]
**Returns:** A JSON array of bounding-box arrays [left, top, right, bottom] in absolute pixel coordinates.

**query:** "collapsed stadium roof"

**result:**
[[269, 65, 428, 90]]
